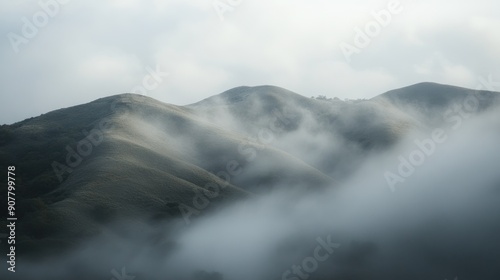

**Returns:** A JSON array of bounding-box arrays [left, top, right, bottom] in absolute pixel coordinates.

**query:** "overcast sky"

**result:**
[[1, 0, 499, 124]]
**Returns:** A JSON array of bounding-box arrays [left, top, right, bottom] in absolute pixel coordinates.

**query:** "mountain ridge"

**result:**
[[1, 82, 500, 260]]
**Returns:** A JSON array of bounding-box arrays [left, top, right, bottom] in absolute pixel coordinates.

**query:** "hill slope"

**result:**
[[1, 82, 499, 259], [0, 93, 334, 255]]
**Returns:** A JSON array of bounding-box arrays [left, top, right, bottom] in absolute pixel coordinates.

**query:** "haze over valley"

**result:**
[[2, 1, 500, 279]]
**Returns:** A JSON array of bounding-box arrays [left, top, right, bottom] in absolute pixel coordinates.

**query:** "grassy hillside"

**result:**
[[0, 92, 334, 256], [1, 82, 499, 259]]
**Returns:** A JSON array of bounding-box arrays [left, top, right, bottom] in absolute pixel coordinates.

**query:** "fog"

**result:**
[[3, 95, 500, 280]]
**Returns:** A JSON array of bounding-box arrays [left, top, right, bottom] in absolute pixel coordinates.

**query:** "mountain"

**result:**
[[375, 82, 497, 109], [1, 83, 499, 280], [0, 92, 336, 256]]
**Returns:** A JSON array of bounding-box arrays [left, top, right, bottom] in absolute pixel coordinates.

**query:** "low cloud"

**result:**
[[4, 96, 500, 280]]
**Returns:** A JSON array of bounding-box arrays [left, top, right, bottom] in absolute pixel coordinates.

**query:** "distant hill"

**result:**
[[1, 82, 499, 259], [374, 82, 500, 112]]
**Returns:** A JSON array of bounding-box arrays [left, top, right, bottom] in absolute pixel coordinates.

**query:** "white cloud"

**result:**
[[414, 52, 476, 86], [0, 0, 499, 123]]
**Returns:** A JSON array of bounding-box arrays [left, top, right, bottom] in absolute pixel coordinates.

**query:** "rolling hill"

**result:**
[[0, 82, 499, 280]]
